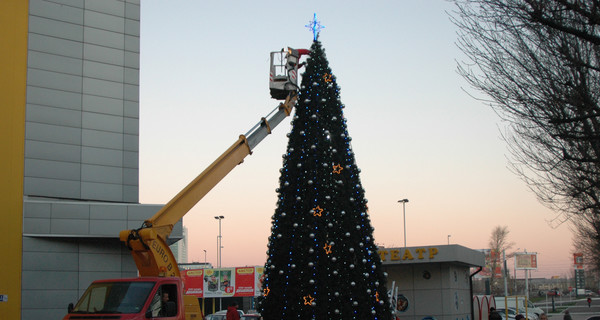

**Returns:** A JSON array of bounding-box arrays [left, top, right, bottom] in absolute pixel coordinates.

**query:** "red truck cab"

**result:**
[[62, 277, 202, 320]]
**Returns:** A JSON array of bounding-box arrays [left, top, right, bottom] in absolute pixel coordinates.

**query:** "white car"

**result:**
[[496, 308, 538, 320]]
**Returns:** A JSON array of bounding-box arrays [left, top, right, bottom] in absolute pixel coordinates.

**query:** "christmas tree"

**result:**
[[258, 37, 392, 320]]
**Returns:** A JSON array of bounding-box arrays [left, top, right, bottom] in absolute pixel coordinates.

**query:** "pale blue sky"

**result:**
[[138, 1, 573, 278]]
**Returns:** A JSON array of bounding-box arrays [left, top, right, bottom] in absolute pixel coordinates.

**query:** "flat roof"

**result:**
[[377, 244, 485, 267]]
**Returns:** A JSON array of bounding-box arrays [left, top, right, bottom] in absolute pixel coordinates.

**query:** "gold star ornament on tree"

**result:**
[[332, 164, 343, 174], [312, 206, 324, 217], [303, 294, 315, 305]]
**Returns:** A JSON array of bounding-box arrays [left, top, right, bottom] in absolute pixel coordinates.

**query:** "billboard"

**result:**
[[515, 253, 537, 270], [574, 253, 584, 269], [182, 266, 264, 298], [475, 249, 503, 278]]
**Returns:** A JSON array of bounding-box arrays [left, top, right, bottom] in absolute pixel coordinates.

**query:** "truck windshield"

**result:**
[[72, 281, 155, 314]]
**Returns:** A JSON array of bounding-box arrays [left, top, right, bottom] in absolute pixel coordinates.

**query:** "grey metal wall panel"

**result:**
[[26, 104, 82, 127], [125, 3, 140, 20], [52, 202, 90, 219], [123, 168, 138, 185], [123, 133, 138, 152], [26, 122, 81, 145], [22, 270, 79, 290], [82, 94, 123, 116], [82, 146, 123, 167], [45, 0, 84, 8], [25, 140, 81, 163], [84, 10, 124, 33], [28, 51, 82, 76], [123, 67, 139, 85], [23, 252, 79, 271], [89, 219, 127, 236], [124, 18, 140, 36], [23, 201, 52, 218], [30, 0, 84, 24], [21, 289, 77, 310], [124, 51, 139, 69], [124, 101, 139, 118], [82, 164, 123, 184], [22, 237, 79, 252], [50, 218, 90, 235], [79, 252, 122, 272], [123, 117, 138, 135], [124, 35, 139, 53], [84, 60, 124, 82], [90, 204, 127, 220], [29, 16, 83, 42], [84, 26, 124, 50], [82, 111, 123, 133], [23, 308, 67, 320], [84, 43, 124, 66], [23, 217, 51, 234], [82, 128, 123, 149], [28, 68, 83, 93], [127, 205, 160, 221], [123, 151, 138, 168], [24, 177, 81, 198], [124, 83, 139, 102], [25, 158, 81, 180], [123, 185, 139, 203], [81, 181, 123, 201], [28, 33, 83, 59], [27, 86, 82, 110], [85, 0, 124, 17], [83, 77, 124, 99]]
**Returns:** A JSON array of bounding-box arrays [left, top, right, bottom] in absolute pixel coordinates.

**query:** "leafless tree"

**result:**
[[489, 226, 515, 294], [450, 0, 600, 271]]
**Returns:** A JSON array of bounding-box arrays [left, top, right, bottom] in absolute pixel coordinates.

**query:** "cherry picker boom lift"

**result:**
[[62, 47, 307, 320]]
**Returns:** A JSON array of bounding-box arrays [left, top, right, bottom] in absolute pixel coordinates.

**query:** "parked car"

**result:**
[[241, 314, 262, 320], [497, 308, 537, 320]]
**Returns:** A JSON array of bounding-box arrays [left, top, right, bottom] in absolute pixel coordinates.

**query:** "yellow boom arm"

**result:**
[[119, 92, 298, 277]]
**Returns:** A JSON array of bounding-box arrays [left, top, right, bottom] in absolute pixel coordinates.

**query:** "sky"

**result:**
[[138, 1, 574, 279]]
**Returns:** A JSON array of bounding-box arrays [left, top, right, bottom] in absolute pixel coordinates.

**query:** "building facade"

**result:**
[[380, 245, 485, 320], [1, 1, 182, 319]]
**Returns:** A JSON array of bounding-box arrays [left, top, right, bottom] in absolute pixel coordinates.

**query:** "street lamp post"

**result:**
[[214, 216, 225, 268], [398, 199, 409, 248], [203, 249, 207, 266], [447, 235, 451, 245], [214, 215, 224, 311]]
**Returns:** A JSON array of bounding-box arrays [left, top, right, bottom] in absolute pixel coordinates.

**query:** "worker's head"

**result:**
[[162, 292, 169, 303]]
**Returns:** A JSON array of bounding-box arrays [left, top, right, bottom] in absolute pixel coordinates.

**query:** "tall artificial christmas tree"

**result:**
[[259, 31, 392, 320]]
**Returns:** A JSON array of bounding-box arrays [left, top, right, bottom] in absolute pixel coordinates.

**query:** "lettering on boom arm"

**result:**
[[378, 247, 439, 262], [151, 240, 174, 274]]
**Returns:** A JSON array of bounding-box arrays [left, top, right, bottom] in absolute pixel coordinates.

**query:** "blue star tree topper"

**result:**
[[305, 13, 325, 40]]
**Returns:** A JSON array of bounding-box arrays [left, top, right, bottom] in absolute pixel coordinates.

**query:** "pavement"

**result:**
[[545, 297, 600, 320]]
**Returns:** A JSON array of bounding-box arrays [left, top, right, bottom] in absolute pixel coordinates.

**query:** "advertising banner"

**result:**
[[515, 253, 538, 270], [574, 253, 584, 269], [255, 266, 265, 296], [475, 249, 503, 278], [182, 269, 204, 296], [182, 266, 264, 298]]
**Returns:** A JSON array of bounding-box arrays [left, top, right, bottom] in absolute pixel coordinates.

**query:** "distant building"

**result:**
[[171, 226, 189, 263]]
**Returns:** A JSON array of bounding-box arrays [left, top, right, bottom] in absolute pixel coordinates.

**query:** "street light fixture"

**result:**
[[398, 199, 409, 248], [447, 235, 451, 245]]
